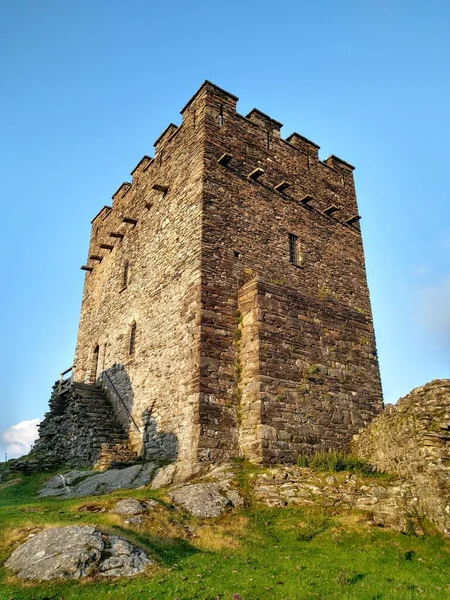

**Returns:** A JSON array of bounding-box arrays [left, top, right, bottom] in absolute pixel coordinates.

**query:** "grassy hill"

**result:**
[[0, 464, 449, 600]]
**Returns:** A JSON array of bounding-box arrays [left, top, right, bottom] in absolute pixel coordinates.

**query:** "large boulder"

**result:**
[[39, 463, 157, 499], [353, 379, 450, 536], [5, 526, 151, 581], [169, 482, 243, 517]]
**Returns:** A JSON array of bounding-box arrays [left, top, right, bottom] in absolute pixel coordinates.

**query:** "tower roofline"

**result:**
[[180, 80, 239, 114]]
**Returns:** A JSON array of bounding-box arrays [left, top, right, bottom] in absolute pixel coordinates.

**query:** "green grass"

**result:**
[[297, 451, 379, 475], [0, 470, 449, 599]]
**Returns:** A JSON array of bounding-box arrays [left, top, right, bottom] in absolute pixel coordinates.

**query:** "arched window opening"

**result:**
[[129, 322, 136, 356]]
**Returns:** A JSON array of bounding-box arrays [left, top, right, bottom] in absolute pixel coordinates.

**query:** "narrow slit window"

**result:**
[[122, 260, 129, 289], [90, 345, 99, 383], [289, 234, 302, 266], [219, 105, 224, 126], [129, 322, 136, 355]]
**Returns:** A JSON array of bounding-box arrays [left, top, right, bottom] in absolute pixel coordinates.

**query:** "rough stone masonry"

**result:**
[[38, 81, 383, 473]]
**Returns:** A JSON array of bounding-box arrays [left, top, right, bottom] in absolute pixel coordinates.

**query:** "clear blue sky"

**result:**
[[1, 0, 449, 457]]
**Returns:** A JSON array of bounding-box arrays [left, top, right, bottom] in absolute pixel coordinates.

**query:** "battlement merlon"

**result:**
[[180, 80, 239, 118], [324, 154, 355, 173], [246, 108, 282, 137], [153, 123, 179, 152], [91, 205, 112, 225], [111, 182, 132, 207], [130, 155, 152, 179], [286, 132, 320, 160]]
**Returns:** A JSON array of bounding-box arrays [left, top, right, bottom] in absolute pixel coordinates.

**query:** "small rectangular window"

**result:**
[[289, 233, 302, 266]]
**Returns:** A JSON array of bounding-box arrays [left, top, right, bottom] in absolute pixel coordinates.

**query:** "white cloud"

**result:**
[[0, 419, 41, 459], [419, 278, 450, 349]]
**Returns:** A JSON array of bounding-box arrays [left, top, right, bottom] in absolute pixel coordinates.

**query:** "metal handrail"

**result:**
[[101, 371, 140, 432]]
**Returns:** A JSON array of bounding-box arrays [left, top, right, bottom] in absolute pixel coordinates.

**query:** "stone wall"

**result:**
[[238, 277, 382, 464], [73, 94, 205, 469], [353, 380, 450, 537], [196, 82, 383, 463]]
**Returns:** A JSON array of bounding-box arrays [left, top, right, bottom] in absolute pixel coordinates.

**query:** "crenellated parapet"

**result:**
[[82, 80, 362, 276]]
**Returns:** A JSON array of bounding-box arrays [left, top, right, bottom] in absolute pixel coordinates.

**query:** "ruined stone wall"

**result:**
[[33, 383, 138, 469], [73, 99, 205, 468], [353, 380, 450, 537], [196, 83, 383, 463]]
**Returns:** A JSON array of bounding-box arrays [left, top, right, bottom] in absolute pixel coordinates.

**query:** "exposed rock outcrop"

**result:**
[[5, 526, 151, 580], [39, 463, 157, 499], [250, 466, 420, 533], [353, 379, 450, 536]]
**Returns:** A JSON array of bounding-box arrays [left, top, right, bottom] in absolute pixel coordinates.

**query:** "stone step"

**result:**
[[38, 381, 139, 470]]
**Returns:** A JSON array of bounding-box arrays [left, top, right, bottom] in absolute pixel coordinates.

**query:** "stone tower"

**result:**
[[65, 81, 383, 471]]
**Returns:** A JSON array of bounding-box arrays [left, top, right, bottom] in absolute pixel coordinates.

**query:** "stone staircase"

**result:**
[[34, 382, 140, 470]]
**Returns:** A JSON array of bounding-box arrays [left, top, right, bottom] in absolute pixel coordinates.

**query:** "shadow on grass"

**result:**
[[337, 570, 367, 585], [98, 524, 200, 567]]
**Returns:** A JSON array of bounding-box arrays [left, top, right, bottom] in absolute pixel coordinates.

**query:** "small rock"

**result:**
[[225, 489, 244, 507], [100, 536, 151, 577], [124, 516, 143, 525], [111, 498, 145, 516], [370, 485, 387, 498], [356, 496, 379, 506]]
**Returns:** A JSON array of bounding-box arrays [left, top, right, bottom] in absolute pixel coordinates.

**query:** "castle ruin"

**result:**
[[35, 81, 383, 473]]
